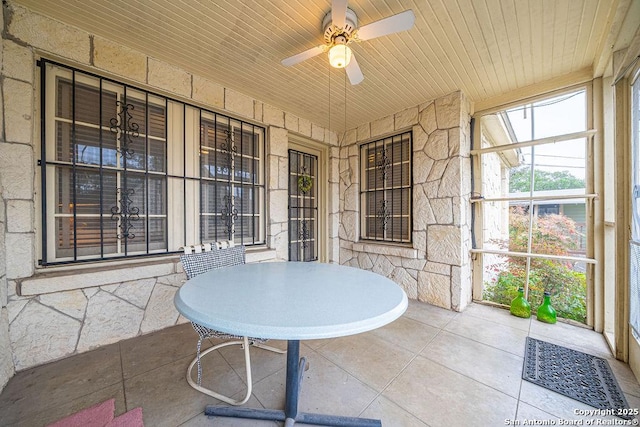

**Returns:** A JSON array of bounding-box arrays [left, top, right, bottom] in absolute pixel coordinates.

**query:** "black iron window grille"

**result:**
[[39, 59, 265, 265], [360, 131, 412, 243]]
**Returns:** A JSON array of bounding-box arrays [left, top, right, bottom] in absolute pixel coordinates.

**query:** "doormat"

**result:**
[[523, 337, 631, 419]]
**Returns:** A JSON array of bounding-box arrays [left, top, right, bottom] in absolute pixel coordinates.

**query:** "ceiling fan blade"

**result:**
[[332, 0, 348, 28], [281, 45, 325, 67], [356, 10, 415, 41], [345, 55, 364, 85]]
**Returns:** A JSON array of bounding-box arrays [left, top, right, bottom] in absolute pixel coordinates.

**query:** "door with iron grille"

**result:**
[[289, 149, 318, 262]]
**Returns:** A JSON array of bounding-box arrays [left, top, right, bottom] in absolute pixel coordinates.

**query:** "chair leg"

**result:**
[[186, 336, 253, 406]]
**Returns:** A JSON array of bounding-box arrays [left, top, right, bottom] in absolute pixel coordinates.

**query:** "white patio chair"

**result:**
[[179, 241, 286, 405]]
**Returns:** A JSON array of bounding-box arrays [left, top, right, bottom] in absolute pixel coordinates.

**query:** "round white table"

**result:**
[[174, 261, 408, 427]]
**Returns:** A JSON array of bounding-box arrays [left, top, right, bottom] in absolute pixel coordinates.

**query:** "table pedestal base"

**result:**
[[204, 340, 382, 427]]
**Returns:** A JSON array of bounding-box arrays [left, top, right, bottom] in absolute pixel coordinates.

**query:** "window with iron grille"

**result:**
[[40, 60, 265, 265], [359, 132, 412, 243]]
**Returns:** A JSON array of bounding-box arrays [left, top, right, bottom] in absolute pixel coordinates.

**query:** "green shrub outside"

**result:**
[[482, 207, 587, 323]]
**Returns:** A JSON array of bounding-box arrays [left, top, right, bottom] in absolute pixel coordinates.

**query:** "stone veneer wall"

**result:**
[[339, 92, 473, 311], [0, 1, 338, 378]]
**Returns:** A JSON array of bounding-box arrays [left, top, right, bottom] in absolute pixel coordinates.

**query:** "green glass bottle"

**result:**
[[536, 291, 557, 324], [510, 287, 531, 318]]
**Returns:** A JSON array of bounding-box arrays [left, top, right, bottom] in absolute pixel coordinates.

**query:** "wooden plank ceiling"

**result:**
[[12, 0, 627, 132]]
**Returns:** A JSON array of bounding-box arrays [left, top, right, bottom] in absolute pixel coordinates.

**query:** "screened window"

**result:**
[[40, 60, 265, 265], [472, 88, 594, 324], [360, 132, 412, 243]]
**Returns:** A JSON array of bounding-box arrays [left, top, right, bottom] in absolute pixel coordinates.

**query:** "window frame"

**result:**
[[39, 59, 266, 266], [358, 131, 413, 244]]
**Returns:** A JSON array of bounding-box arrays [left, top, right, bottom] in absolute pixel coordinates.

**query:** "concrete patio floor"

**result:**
[[1, 301, 639, 427]]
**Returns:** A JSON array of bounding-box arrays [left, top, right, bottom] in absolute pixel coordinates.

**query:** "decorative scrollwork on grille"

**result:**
[[299, 220, 310, 249], [110, 100, 139, 159], [111, 188, 140, 239], [221, 129, 237, 170], [377, 200, 390, 232], [377, 148, 391, 181], [221, 194, 238, 237]]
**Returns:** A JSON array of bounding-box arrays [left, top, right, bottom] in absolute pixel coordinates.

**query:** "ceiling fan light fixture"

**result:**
[[328, 43, 352, 68]]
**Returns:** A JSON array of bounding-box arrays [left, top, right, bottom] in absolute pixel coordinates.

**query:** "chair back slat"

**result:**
[[180, 241, 245, 279]]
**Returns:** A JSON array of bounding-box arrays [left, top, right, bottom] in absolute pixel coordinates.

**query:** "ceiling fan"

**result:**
[[281, 0, 415, 85]]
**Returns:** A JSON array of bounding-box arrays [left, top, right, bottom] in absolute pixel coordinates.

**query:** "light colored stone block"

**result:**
[[435, 91, 462, 129], [113, 278, 155, 309], [298, 118, 312, 137], [343, 129, 357, 145], [438, 157, 461, 197], [140, 283, 179, 333], [413, 151, 434, 184], [3, 78, 33, 143], [10, 300, 80, 370], [39, 290, 87, 321], [391, 267, 417, 299], [6, 200, 32, 232], [395, 107, 418, 130], [427, 159, 449, 183], [268, 127, 289, 158], [424, 129, 449, 160], [20, 262, 175, 295], [284, 114, 299, 132], [254, 101, 263, 122], [263, 104, 284, 127], [147, 58, 191, 97], [372, 255, 394, 277], [77, 290, 143, 352], [427, 225, 461, 265], [2, 40, 33, 83], [413, 125, 428, 152], [371, 115, 394, 137], [419, 101, 437, 134], [268, 189, 288, 225], [311, 123, 324, 141], [431, 198, 453, 224], [9, 4, 89, 64], [93, 36, 146, 83], [192, 75, 224, 109], [225, 88, 254, 119], [5, 233, 34, 279], [417, 271, 451, 309], [357, 123, 371, 141]]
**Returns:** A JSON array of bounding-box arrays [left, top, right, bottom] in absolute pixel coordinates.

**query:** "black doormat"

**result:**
[[523, 337, 631, 419]]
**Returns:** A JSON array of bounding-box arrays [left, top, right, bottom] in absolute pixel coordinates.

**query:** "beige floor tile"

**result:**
[[515, 402, 561, 424], [181, 395, 281, 426], [530, 320, 613, 359], [5, 383, 126, 427], [125, 353, 245, 427], [218, 339, 287, 384], [444, 312, 530, 356], [252, 348, 378, 419], [421, 330, 524, 397], [462, 302, 532, 332], [0, 342, 122, 425], [317, 332, 415, 391], [383, 355, 518, 426], [359, 395, 429, 426], [369, 315, 440, 353], [404, 299, 457, 328], [120, 322, 201, 379]]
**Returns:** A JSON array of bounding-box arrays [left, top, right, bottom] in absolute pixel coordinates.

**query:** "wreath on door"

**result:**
[[297, 174, 313, 193]]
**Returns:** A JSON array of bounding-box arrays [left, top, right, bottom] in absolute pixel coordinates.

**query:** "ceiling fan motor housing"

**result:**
[[322, 7, 358, 44]]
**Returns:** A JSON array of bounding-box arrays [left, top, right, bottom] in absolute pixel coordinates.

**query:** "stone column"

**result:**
[[339, 91, 473, 312], [267, 127, 289, 260]]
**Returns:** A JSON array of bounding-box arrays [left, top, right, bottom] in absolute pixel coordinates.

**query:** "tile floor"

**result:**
[[1, 301, 639, 427]]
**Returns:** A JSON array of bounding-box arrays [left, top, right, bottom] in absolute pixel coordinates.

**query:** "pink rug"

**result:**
[[47, 399, 143, 427]]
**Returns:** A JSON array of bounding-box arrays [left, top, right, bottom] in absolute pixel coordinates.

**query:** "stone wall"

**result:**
[[0, 0, 337, 378], [339, 92, 473, 311]]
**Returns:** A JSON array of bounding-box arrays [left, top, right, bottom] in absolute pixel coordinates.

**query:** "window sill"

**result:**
[[20, 248, 278, 296], [352, 241, 419, 259]]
